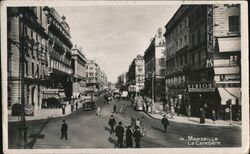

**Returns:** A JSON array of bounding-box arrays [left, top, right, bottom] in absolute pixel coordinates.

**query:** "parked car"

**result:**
[[121, 91, 128, 100], [82, 101, 96, 111], [113, 92, 121, 99]]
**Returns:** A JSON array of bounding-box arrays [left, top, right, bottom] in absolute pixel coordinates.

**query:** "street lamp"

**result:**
[[11, 12, 29, 148], [146, 71, 156, 113]]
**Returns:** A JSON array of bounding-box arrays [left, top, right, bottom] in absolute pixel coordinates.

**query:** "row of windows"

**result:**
[[166, 53, 188, 68], [190, 24, 206, 47], [25, 61, 47, 79], [190, 50, 206, 66], [166, 34, 188, 56]]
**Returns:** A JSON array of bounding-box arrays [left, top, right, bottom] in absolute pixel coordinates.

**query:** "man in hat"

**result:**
[[61, 120, 68, 140], [161, 115, 169, 133], [133, 126, 142, 148], [108, 115, 116, 134], [115, 121, 125, 148]]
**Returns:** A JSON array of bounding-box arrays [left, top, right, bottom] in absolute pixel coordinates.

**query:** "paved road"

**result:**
[[8, 95, 241, 149]]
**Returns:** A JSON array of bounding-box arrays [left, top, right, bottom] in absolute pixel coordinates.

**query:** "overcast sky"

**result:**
[[56, 5, 180, 83]]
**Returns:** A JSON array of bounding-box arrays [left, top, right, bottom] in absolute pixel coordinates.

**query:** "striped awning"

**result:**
[[218, 88, 241, 105]]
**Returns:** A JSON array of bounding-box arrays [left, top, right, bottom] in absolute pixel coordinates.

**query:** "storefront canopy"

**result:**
[[218, 88, 241, 105], [58, 92, 66, 98], [218, 37, 240, 52], [42, 93, 59, 99], [214, 67, 240, 75], [73, 92, 80, 98]]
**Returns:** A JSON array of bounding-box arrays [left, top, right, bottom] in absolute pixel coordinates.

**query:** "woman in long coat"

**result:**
[[126, 125, 133, 148]]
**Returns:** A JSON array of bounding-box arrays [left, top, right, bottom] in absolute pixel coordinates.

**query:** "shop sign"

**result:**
[[188, 83, 215, 92]]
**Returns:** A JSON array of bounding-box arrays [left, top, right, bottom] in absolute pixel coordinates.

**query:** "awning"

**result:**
[[73, 92, 80, 98], [42, 93, 59, 99], [214, 67, 240, 75], [58, 92, 66, 98], [218, 88, 241, 105], [218, 37, 240, 52]]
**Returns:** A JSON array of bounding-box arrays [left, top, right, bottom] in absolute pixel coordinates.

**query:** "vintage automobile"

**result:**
[[82, 101, 96, 111], [133, 96, 144, 111], [113, 92, 121, 99], [121, 91, 128, 100]]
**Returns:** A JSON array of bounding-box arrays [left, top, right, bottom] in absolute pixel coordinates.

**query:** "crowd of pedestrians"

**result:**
[[108, 115, 145, 148]]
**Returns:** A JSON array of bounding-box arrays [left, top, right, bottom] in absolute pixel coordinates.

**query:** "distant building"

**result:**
[[127, 55, 145, 92], [71, 45, 88, 98], [117, 72, 127, 91], [144, 28, 166, 101]]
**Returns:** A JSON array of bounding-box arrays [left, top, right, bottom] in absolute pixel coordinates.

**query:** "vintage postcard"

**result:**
[[1, 0, 249, 154]]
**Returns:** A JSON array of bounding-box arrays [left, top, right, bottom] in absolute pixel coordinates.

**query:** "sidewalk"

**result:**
[[144, 97, 241, 127], [8, 97, 97, 122]]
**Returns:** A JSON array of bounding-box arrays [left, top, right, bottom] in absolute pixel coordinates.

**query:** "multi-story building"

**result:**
[[7, 6, 75, 116], [117, 72, 127, 91], [86, 60, 100, 90], [127, 55, 145, 93], [164, 5, 190, 114], [71, 45, 88, 98], [144, 28, 166, 101], [7, 7, 50, 115], [98, 70, 108, 90], [164, 4, 241, 120], [42, 7, 73, 106]]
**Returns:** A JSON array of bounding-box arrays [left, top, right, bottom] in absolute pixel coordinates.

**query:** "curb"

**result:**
[[8, 107, 84, 123], [143, 110, 161, 120], [143, 110, 241, 127]]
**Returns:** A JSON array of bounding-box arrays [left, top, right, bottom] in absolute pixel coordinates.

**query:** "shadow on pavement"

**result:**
[[25, 118, 50, 149], [108, 137, 117, 148], [151, 126, 164, 133]]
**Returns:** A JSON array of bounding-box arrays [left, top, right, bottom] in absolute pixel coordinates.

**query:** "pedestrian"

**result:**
[[60, 120, 68, 140], [119, 104, 124, 113], [113, 104, 117, 114], [140, 117, 145, 136], [135, 118, 141, 128], [200, 107, 205, 124], [108, 115, 116, 134], [146, 102, 149, 112], [131, 114, 136, 130], [115, 121, 125, 148], [96, 106, 101, 117], [76, 102, 78, 110], [170, 106, 175, 118], [187, 105, 191, 118], [165, 103, 170, 114], [125, 125, 133, 148], [133, 126, 142, 148], [212, 110, 216, 124], [143, 102, 146, 111], [177, 105, 180, 116], [161, 115, 169, 133]]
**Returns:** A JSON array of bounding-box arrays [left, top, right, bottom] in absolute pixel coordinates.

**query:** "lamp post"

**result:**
[[17, 13, 28, 148], [146, 72, 156, 113]]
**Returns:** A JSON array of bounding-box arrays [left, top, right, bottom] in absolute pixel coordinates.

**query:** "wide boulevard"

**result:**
[[8, 95, 241, 149]]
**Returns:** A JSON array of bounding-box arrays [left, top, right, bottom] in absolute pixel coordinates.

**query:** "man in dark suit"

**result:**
[[115, 121, 125, 148], [61, 120, 68, 140], [161, 115, 169, 133]]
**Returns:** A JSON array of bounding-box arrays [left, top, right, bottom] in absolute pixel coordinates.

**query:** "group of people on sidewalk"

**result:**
[[108, 115, 144, 148]]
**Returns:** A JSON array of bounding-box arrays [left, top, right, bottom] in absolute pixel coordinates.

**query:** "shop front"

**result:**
[[41, 89, 66, 109], [187, 82, 219, 118], [167, 87, 186, 115], [217, 87, 241, 121]]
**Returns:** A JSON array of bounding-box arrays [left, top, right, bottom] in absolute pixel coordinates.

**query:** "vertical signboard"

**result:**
[[206, 5, 214, 68]]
